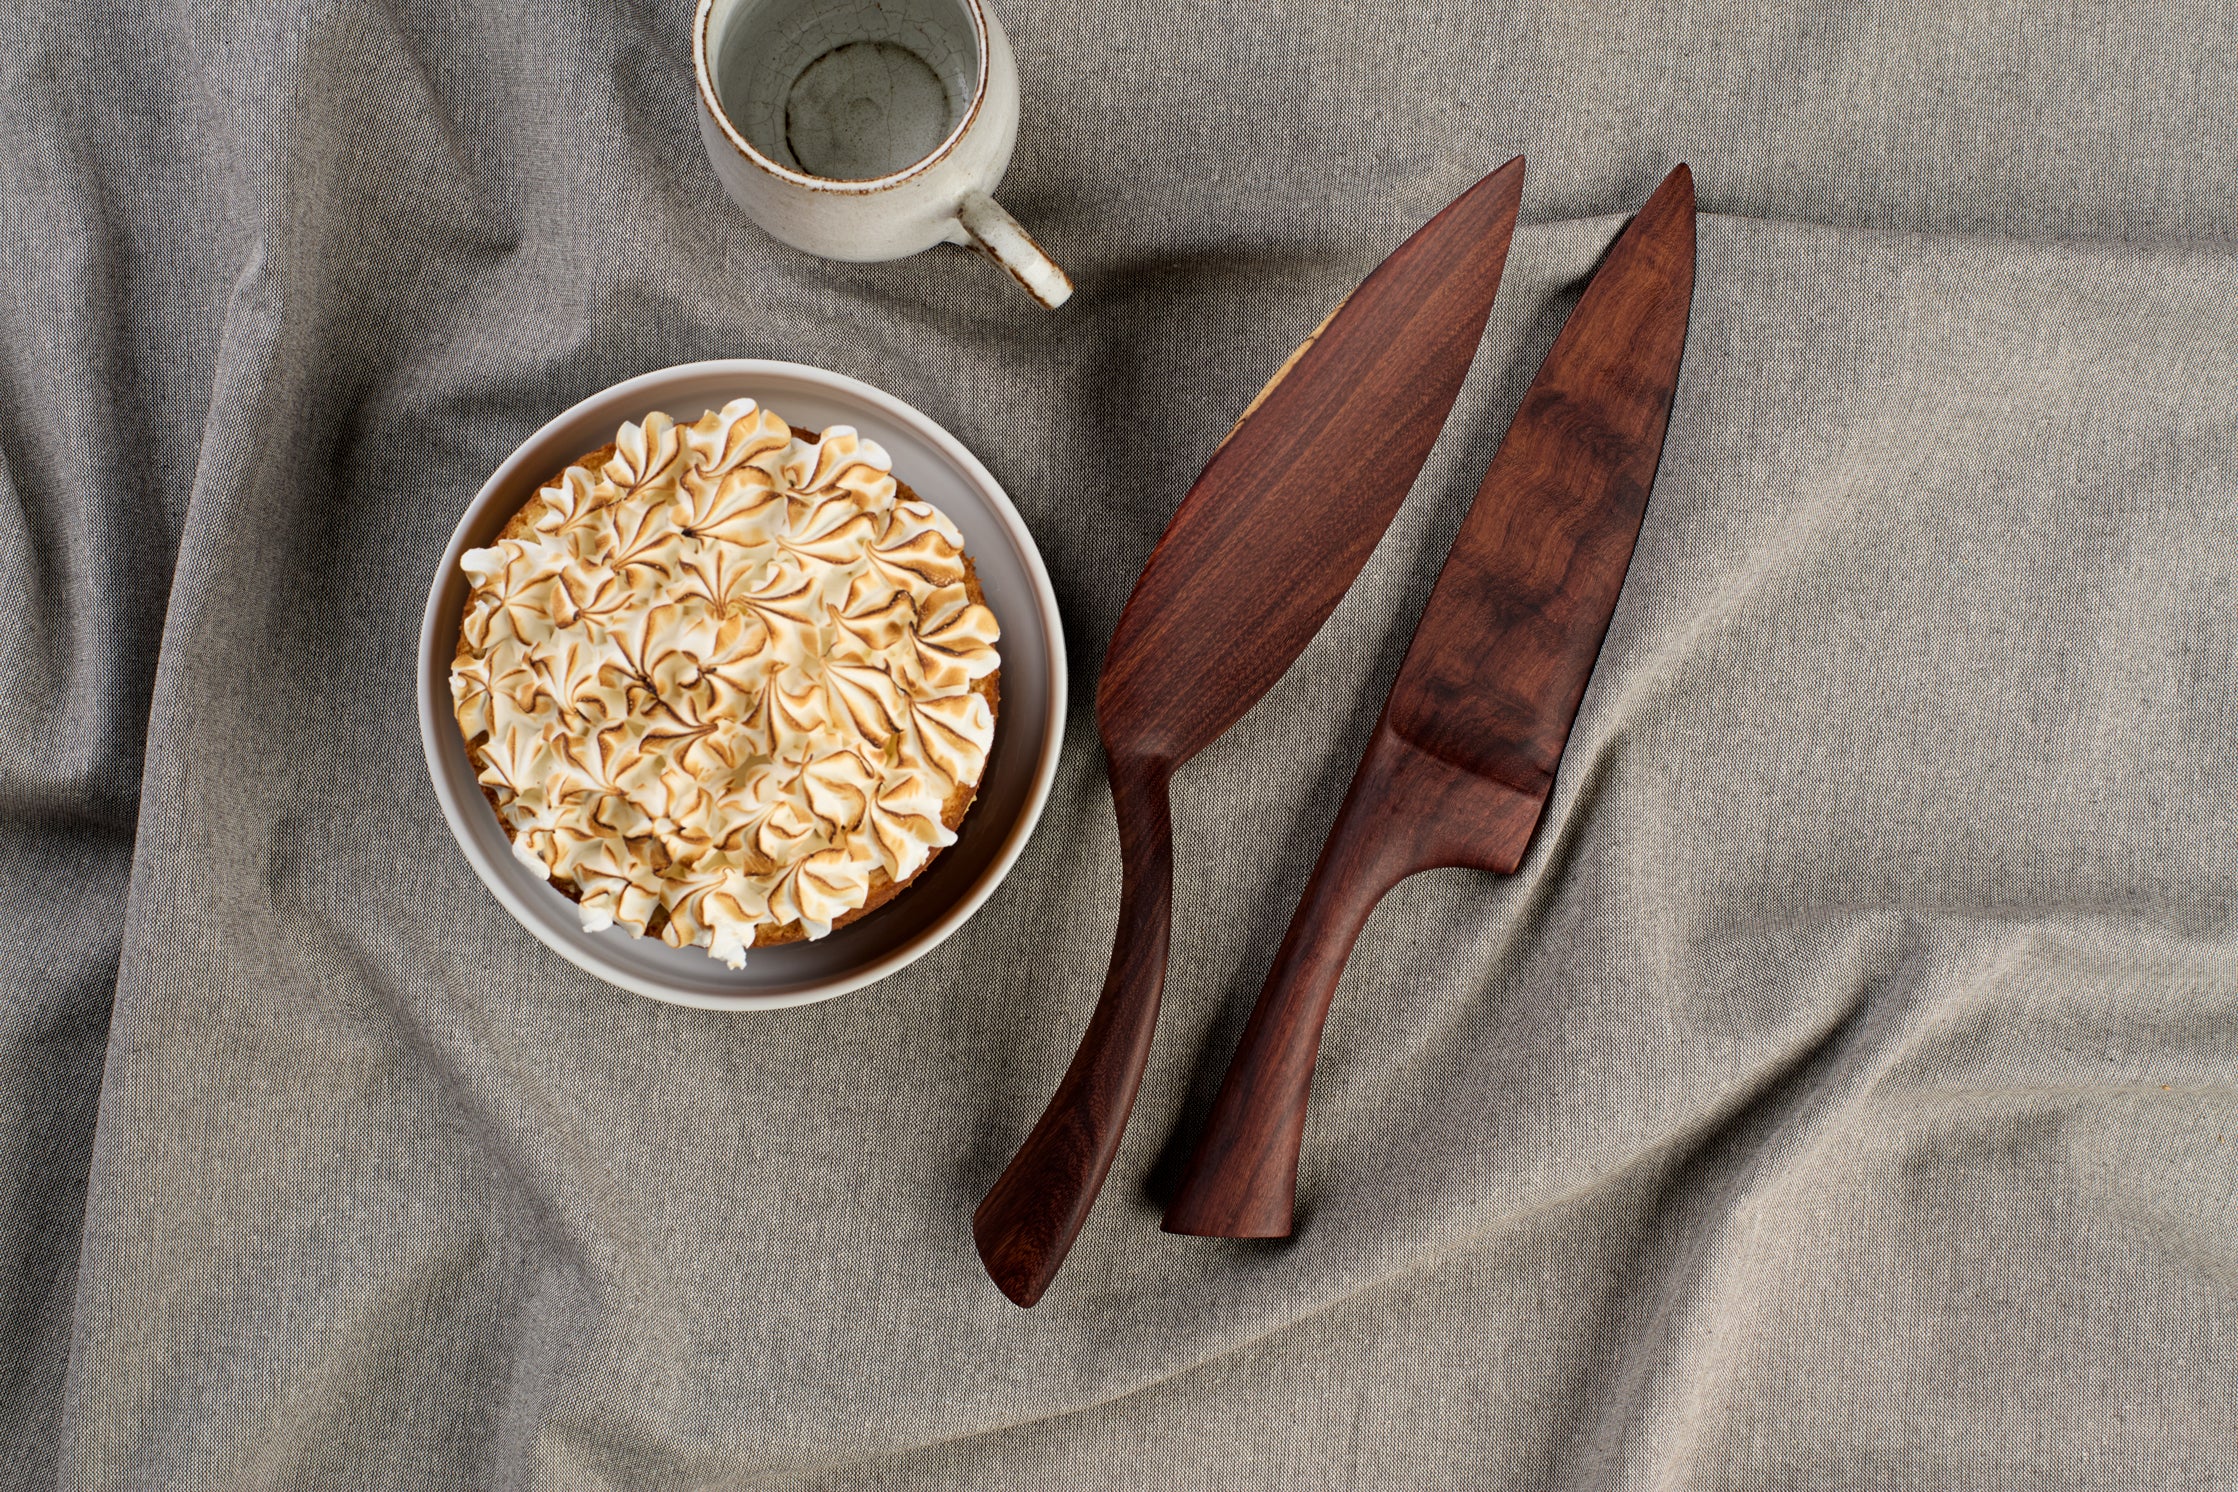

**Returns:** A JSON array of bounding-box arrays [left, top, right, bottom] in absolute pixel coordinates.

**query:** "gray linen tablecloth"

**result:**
[[4, 0, 2235, 1485]]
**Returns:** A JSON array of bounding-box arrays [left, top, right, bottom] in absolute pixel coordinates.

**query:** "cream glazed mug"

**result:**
[[694, 0, 1072, 307]]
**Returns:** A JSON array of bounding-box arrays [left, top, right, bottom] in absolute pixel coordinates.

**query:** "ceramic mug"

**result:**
[[694, 0, 1072, 308]]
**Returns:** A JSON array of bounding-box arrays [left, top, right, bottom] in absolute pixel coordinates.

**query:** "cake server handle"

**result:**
[[972, 757, 1169, 1305]]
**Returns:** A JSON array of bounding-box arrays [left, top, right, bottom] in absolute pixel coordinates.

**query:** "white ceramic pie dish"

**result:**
[[416, 360, 1066, 1010]]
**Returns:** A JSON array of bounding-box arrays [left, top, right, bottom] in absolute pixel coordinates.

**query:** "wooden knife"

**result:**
[[1162, 163, 1696, 1240], [975, 158, 1527, 1306]]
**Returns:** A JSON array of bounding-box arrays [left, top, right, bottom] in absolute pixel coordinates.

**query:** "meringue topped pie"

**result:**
[[450, 399, 1000, 968]]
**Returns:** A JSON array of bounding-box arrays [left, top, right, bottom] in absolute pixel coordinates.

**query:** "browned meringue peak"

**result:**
[[451, 399, 1000, 967]]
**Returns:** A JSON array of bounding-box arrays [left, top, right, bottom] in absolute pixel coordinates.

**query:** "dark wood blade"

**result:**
[[1164, 164, 1697, 1240], [974, 159, 1527, 1307], [1097, 156, 1526, 768], [1382, 163, 1695, 823]]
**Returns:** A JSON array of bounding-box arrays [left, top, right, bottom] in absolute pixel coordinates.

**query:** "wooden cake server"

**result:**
[[975, 157, 1527, 1306], [1163, 164, 1696, 1240]]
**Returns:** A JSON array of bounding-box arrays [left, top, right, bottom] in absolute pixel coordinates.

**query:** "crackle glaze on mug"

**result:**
[[694, 0, 1071, 306]]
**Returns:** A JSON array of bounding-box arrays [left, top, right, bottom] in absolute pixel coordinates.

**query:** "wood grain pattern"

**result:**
[[1163, 164, 1698, 1241], [972, 158, 1527, 1307]]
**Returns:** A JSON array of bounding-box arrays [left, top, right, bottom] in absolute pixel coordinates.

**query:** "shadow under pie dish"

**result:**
[[418, 361, 1064, 1010]]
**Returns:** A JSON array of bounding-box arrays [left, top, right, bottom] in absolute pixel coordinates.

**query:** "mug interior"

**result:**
[[708, 0, 984, 182]]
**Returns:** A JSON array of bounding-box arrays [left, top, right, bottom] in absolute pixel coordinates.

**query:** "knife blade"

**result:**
[[1162, 163, 1696, 1239]]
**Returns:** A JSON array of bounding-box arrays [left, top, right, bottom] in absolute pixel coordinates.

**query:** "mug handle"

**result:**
[[955, 189, 1073, 309]]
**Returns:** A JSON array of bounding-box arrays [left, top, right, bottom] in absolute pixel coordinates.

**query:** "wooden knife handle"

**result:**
[[1162, 726, 1544, 1238], [974, 758, 1173, 1306]]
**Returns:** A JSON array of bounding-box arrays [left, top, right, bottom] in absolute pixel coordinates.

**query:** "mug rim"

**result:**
[[693, 0, 991, 195]]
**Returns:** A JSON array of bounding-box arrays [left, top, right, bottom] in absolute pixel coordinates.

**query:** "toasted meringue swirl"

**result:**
[[452, 401, 999, 967]]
